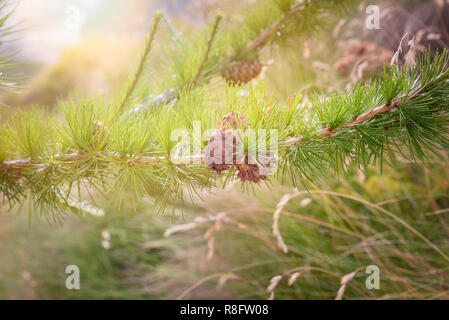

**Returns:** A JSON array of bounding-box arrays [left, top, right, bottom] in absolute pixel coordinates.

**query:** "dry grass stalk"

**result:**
[[390, 32, 415, 66], [164, 210, 252, 262], [267, 275, 282, 300], [164, 222, 198, 237], [204, 212, 226, 260], [176, 272, 239, 300], [164, 213, 228, 238], [288, 272, 301, 286], [335, 267, 364, 300], [164, 212, 235, 260], [273, 190, 301, 253], [217, 274, 241, 291]]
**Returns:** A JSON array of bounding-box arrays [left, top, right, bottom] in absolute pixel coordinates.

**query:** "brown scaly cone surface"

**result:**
[[203, 111, 277, 183], [236, 163, 265, 183], [203, 111, 246, 174], [222, 59, 263, 85], [236, 150, 278, 183], [203, 130, 243, 174]]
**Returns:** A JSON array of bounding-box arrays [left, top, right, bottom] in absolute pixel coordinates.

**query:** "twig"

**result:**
[[130, 88, 176, 114], [273, 192, 299, 253], [190, 13, 222, 89], [118, 12, 162, 113], [287, 70, 449, 145], [176, 273, 239, 300], [130, 2, 311, 113], [3, 68, 448, 176], [0, 153, 204, 173], [231, 1, 309, 62], [335, 266, 365, 300]]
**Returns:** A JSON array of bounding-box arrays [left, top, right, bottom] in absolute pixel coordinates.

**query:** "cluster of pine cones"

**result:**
[[202, 111, 276, 183], [222, 59, 263, 85], [204, 57, 266, 181]]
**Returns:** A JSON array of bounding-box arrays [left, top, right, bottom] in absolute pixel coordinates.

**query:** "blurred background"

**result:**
[[2, 0, 449, 300], [1, 0, 208, 108]]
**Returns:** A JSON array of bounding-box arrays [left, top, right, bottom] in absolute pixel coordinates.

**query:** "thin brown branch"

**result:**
[[0, 153, 204, 174], [118, 12, 162, 113], [132, 2, 311, 112], [231, 2, 308, 61], [190, 13, 222, 89], [3, 64, 448, 177], [287, 71, 449, 146]]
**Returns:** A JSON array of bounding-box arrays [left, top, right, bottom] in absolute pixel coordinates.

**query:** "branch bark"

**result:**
[[287, 71, 449, 145], [3, 70, 448, 176], [0, 152, 204, 174], [190, 14, 222, 88], [130, 1, 310, 113], [118, 13, 162, 113]]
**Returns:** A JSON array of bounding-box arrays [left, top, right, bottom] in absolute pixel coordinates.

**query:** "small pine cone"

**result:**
[[222, 59, 262, 85], [236, 163, 267, 183], [237, 152, 277, 183], [203, 129, 244, 174]]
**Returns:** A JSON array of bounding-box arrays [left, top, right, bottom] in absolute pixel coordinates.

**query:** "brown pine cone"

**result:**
[[203, 111, 276, 183], [203, 129, 244, 174], [222, 59, 262, 85], [236, 163, 266, 183], [203, 111, 248, 174], [236, 152, 277, 183]]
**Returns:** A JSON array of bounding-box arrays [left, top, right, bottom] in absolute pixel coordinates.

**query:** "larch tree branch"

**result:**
[[118, 11, 163, 113], [287, 67, 449, 145], [189, 13, 223, 89], [130, 0, 315, 113]]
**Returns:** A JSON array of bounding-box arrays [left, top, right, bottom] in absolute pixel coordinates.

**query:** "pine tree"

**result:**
[[2, 0, 449, 219]]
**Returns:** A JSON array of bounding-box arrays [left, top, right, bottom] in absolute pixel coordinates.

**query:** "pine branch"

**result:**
[[228, 1, 309, 62], [129, 0, 343, 113], [118, 11, 162, 113], [287, 67, 449, 145], [189, 12, 222, 89], [0, 152, 201, 170], [3, 51, 449, 216]]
